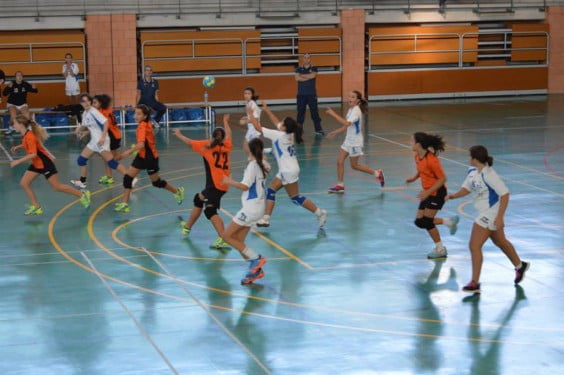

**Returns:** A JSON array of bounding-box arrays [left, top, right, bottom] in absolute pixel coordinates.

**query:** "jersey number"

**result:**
[[287, 145, 296, 157], [212, 152, 229, 170]]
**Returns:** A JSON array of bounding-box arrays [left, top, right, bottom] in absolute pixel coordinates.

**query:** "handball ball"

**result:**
[[203, 75, 216, 89]]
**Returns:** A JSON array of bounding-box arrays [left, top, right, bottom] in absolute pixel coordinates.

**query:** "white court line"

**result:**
[[0, 142, 14, 161], [80, 252, 179, 375], [139, 247, 272, 375], [369, 133, 564, 199]]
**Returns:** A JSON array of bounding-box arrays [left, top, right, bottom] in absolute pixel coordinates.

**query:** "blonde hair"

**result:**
[[15, 115, 48, 143]]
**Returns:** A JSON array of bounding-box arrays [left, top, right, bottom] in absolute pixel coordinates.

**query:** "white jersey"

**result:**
[[246, 100, 262, 140], [240, 160, 266, 209], [343, 105, 363, 147], [462, 166, 509, 213], [262, 126, 300, 174], [62, 63, 79, 91], [82, 107, 108, 141]]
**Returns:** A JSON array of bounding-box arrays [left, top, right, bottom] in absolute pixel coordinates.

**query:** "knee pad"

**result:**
[[204, 205, 218, 220], [123, 174, 133, 189], [107, 159, 119, 170], [77, 155, 88, 166], [415, 217, 436, 230], [193, 193, 204, 208], [152, 179, 167, 189], [290, 194, 307, 206], [266, 188, 277, 202]]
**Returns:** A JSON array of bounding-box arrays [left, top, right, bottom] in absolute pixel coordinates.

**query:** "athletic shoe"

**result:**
[[256, 216, 270, 228], [132, 177, 139, 188], [210, 237, 231, 250], [427, 247, 448, 259], [241, 268, 265, 285], [98, 175, 114, 184], [174, 187, 185, 205], [114, 202, 130, 213], [152, 120, 160, 129], [24, 205, 43, 216], [462, 281, 481, 293], [328, 184, 345, 194], [514, 261, 530, 284], [448, 215, 460, 235], [247, 255, 267, 276], [179, 221, 191, 236], [80, 190, 91, 209], [314, 130, 325, 136], [376, 169, 385, 187], [317, 209, 328, 228], [70, 179, 87, 190], [4, 128, 14, 136], [263, 147, 273, 155]]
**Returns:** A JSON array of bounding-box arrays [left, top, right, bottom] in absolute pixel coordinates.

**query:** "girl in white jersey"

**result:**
[[447, 145, 529, 293], [71, 94, 127, 189], [222, 138, 269, 285], [248, 102, 327, 229], [326, 91, 385, 193]]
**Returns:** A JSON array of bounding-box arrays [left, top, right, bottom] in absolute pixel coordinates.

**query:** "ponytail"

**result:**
[[16, 115, 48, 142], [248, 138, 268, 178], [469, 145, 494, 166], [244, 86, 259, 102], [352, 90, 368, 114], [413, 132, 445, 155], [282, 117, 303, 144]]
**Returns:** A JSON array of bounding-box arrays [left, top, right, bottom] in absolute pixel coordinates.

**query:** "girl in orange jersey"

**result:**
[[93, 94, 123, 185], [406, 132, 459, 259], [114, 105, 185, 213], [10, 115, 91, 215]]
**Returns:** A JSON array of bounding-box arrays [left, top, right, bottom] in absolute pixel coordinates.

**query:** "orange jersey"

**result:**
[[99, 108, 121, 140], [22, 130, 53, 169], [415, 152, 446, 195], [191, 139, 233, 192], [136, 121, 158, 159]]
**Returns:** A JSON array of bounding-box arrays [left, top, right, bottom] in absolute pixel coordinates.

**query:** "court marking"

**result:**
[[0, 141, 13, 161]]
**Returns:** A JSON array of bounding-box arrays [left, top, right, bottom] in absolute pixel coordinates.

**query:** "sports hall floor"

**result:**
[[0, 95, 563, 375]]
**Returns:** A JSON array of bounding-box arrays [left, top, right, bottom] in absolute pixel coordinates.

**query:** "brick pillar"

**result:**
[[548, 7, 564, 94], [111, 14, 138, 106], [85, 15, 114, 96], [340, 9, 366, 101]]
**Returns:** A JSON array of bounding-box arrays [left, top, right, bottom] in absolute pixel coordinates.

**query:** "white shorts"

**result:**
[[276, 169, 299, 185], [66, 88, 80, 96], [341, 144, 364, 157], [245, 127, 262, 142], [233, 206, 265, 227], [86, 137, 111, 153], [475, 207, 500, 231], [6, 103, 28, 111]]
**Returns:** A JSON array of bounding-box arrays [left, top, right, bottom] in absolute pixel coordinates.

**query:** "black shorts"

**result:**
[[109, 132, 122, 151], [132, 155, 160, 175], [27, 158, 58, 180], [418, 185, 447, 211], [201, 187, 226, 208]]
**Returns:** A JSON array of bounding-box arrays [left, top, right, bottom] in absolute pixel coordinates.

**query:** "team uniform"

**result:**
[[245, 100, 261, 141], [22, 131, 57, 179], [3, 81, 38, 110], [461, 166, 509, 231], [131, 121, 160, 174], [82, 107, 110, 153], [415, 152, 447, 210], [341, 105, 364, 157], [262, 126, 299, 185], [233, 160, 266, 227], [63, 63, 80, 96], [100, 108, 122, 150]]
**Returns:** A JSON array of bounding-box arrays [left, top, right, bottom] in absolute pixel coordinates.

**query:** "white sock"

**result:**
[[435, 241, 444, 250], [241, 246, 258, 260], [337, 181, 344, 186], [443, 218, 452, 226], [373, 170, 379, 176], [515, 262, 523, 270], [314, 208, 321, 216], [263, 214, 270, 220]]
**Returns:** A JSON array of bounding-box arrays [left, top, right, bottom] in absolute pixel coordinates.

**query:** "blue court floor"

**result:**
[[0, 95, 563, 374]]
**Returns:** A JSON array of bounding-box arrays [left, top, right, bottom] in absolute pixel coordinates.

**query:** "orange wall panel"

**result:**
[[511, 24, 549, 62]]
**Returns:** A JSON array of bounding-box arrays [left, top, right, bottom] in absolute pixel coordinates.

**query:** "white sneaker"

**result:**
[[317, 209, 327, 228], [70, 179, 87, 189], [132, 177, 139, 188], [256, 216, 270, 228], [427, 247, 448, 260]]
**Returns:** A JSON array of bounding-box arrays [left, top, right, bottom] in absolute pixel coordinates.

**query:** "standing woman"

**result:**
[[10, 115, 91, 215], [222, 138, 269, 284], [405, 132, 459, 259], [62, 53, 80, 104], [0, 68, 5, 105], [70, 94, 127, 189], [248, 102, 327, 229], [115, 105, 185, 213], [447, 145, 529, 293], [239, 87, 262, 155], [325, 90, 385, 193], [93, 94, 123, 185], [174, 114, 233, 250], [2, 71, 38, 134]]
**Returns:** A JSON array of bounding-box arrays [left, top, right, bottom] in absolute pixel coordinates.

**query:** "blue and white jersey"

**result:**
[[82, 107, 108, 141], [343, 105, 363, 147], [240, 160, 266, 208], [262, 126, 300, 174], [246, 100, 262, 137], [462, 166, 509, 212]]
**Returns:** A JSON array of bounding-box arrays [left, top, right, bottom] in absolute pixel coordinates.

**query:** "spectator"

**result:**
[[2, 71, 38, 135], [0, 68, 5, 104], [136, 65, 166, 127], [295, 53, 324, 136], [63, 53, 80, 104]]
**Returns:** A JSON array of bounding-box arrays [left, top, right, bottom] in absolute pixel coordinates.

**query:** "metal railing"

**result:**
[[368, 30, 549, 70]]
